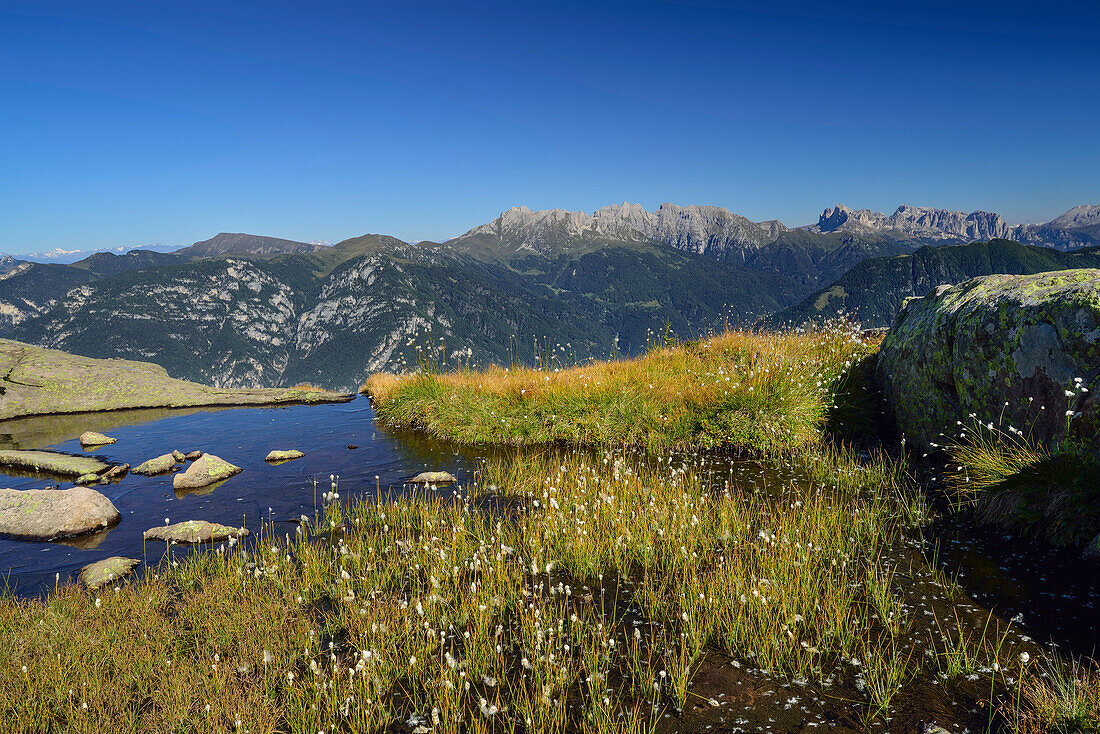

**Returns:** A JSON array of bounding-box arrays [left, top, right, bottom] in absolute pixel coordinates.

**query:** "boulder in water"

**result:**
[[144, 520, 248, 544], [172, 450, 186, 463], [172, 454, 241, 490], [184, 450, 203, 461], [79, 556, 140, 589], [103, 463, 129, 480], [79, 431, 117, 448], [0, 487, 120, 541], [132, 453, 178, 476]]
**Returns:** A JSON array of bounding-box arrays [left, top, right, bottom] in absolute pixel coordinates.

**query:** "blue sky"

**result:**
[[2, 0, 1098, 253]]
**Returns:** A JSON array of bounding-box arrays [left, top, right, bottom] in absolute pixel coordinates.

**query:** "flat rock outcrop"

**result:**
[[877, 270, 1100, 455], [79, 556, 140, 589], [0, 339, 354, 421], [172, 454, 241, 490], [0, 487, 120, 541], [0, 450, 109, 477], [144, 520, 248, 544]]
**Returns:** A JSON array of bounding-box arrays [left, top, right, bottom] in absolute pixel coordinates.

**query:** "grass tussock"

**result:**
[[945, 420, 1100, 545], [1, 445, 1022, 732], [363, 327, 874, 453]]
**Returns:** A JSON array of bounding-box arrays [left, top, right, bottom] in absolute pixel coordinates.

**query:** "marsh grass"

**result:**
[[0, 442, 1019, 732], [1015, 654, 1100, 733], [363, 326, 873, 453]]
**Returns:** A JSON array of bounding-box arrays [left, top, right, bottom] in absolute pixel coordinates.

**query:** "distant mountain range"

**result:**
[[0, 201, 1097, 391], [804, 203, 1100, 250]]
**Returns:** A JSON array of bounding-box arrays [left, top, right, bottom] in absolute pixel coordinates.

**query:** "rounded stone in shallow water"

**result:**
[[131, 453, 178, 476], [407, 471, 456, 485], [78, 431, 117, 448], [172, 453, 242, 490], [0, 486, 120, 541], [265, 449, 305, 463]]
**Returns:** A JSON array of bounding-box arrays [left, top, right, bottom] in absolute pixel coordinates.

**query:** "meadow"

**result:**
[[0, 326, 1096, 732]]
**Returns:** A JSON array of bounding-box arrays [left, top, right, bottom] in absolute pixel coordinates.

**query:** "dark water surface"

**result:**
[[0, 398, 1096, 660], [0, 397, 489, 595]]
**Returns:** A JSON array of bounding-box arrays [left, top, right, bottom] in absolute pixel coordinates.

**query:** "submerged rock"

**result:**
[[132, 453, 178, 476], [172, 453, 242, 490], [0, 450, 109, 478], [265, 449, 304, 462], [877, 270, 1100, 458], [79, 556, 140, 589], [407, 471, 456, 486], [0, 487, 120, 541], [144, 520, 248, 544], [79, 431, 117, 448], [103, 463, 129, 480]]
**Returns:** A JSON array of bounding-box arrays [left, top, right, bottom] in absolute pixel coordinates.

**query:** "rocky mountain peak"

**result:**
[[1049, 204, 1100, 229]]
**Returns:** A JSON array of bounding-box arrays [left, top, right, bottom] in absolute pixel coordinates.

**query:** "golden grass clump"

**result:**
[[362, 327, 873, 453]]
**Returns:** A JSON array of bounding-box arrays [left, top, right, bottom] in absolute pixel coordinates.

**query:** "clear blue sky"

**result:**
[[2, 0, 1098, 253]]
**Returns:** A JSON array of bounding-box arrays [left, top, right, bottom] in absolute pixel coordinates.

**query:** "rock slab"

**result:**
[[144, 520, 249, 544], [172, 454, 242, 490], [0, 487, 120, 541], [79, 557, 140, 589], [0, 450, 109, 478], [877, 270, 1100, 456]]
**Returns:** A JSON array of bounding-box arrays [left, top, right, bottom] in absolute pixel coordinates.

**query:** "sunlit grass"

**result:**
[[363, 326, 873, 453]]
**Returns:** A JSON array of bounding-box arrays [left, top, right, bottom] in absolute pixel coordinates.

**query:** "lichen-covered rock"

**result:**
[[0, 450, 109, 478], [877, 270, 1100, 456], [407, 471, 456, 485], [144, 520, 248, 544], [74, 473, 102, 486], [265, 449, 304, 462], [0, 487, 120, 541], [172, 450, 186, 463], [172, 454, 241, 490], [79, 556, 140, 589], [132, 453, 178, 476], [79, 431, 117, 448]]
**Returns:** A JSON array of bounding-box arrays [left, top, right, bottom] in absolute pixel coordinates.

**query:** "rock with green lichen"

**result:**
[[172, 453, 241, 490], [79, 556, 140, 589], [265, 449, 304, 463], [172, 450, 186, 463], [79, 431, 117, 448], [74, 473, 101, 486], [0, 450, 109, 478], [132, 453, 178, 476], [877, 269, 1100, 458], [143, 520, 248, 544], [0, 486, 120, 541]]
